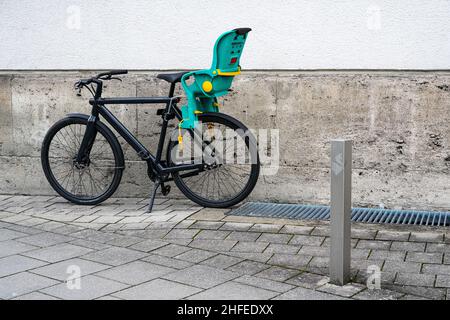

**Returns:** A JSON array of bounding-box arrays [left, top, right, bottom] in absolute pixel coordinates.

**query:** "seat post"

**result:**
[[168, 83, 176, 97]]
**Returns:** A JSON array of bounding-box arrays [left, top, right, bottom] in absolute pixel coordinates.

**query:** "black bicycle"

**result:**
[[41, 28, 259, 212], [41, 69, 260, 212]]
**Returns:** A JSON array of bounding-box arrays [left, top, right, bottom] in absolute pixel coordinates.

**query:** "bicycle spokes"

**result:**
[[172, 121, 254, 202], [47, 123, 117, 198]]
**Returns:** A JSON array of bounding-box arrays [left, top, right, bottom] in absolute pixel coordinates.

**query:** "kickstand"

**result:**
[[147, 179, 161, 213]]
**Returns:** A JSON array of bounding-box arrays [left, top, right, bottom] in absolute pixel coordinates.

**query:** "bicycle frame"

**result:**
[[80, 84, 204, 182]]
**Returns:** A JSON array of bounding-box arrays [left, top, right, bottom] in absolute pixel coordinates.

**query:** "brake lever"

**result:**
[[110, 77, 122, 82], [74, 81, 83, 96]]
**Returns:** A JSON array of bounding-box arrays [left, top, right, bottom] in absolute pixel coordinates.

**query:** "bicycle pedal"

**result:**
[[156, 108, 165, 115], [161, 185, 171, 196]]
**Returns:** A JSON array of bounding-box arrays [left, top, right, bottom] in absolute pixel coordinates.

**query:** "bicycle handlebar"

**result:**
[[74, 70, 129, 98], [96, 70, 128, 79]]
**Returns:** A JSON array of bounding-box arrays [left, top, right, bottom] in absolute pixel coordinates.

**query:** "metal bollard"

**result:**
[[329, 139, 352, 285]]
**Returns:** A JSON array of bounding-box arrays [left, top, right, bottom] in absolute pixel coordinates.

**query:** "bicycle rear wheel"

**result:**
[[167, 113, 260, 208], [41, 116, 124, 205]]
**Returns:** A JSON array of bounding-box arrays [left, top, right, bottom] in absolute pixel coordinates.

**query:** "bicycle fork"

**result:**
[[76, 115, 98, 164]]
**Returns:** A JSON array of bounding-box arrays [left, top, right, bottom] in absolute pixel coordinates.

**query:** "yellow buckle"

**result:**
[[216, 66, 241, 76]]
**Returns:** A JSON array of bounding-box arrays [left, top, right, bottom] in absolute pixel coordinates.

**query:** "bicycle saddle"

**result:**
[[157, 71, 189, 84]]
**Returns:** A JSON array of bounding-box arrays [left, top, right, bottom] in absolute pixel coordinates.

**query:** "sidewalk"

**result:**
[[0, 195, 449, 300]]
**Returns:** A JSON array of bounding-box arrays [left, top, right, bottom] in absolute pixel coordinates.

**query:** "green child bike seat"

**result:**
[[179, 28, 251, 129]]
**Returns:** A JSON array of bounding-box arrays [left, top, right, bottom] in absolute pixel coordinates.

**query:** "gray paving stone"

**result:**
[[318, 282, 365, 297], [226, 231, 261, 242], [353, 288, 404, 300], [190, 221, 224, 230], [279, 225, 314, 235], [311, 226, 330, 236], [410, 232, 444, 243], [142, 254, 194, 270], [129, 239, 168, 252], [52, 224, 86, 235], [231, 241, 269, 253], [256, 266, 300, 282], [268, 254, 312, 269], [174, 219, 196, 229], [226, 252, 274, 263], [257, 233, 292, 244], [195, 230, 230, 240], [175, 249, 217, 263], [113, 278, 201, 300], [123, 228, 170, 239], [426, 243, 450, 253], [0, 228, 28, 241], [390, 241, 426, 252], [384, 284, 446, 300], [146, 221, 177, 229], [369, 250, 406, 261], [445, 254, 450, 264], [220, 222, 253, 231], [376, 230, 410, 241], [17, 217, 48, 227], [422, 264, 450, 275], [22, 243, 93, 263], [188, 281, 278, 300], [356, 240, 391, 250], [13, 291, 60, 300], [395, 273, 435, 287], [286, 272, 330, 289], [0, 240, 39, 258], [308, 256, 329, 268], [163, 265, 239, 289], [151, 244, 191, 257], [165, 239, 192, 247], [0, 272, 59, 299], [35, 221, 67, 232], [351, 228, 377, 240], [0, 255, 47, 277], [3, 224, 47, 235], [190, 239, 237, 252], [82, 247, 147, 266], [406, 251, 442, 264], [274, 286, 348, 300], [105, 235, 142, 247], [289, 235, 324, 246], [17, 232, 74, 247], [30, 258, 110, 281], [235, 275, 294, 293], [248, 224, 282, 233], [352, 259, 384, 272], [227, 260, 270, 275], [164, 228, 200, 239], [264, 243, 300, 254], [95, 261, 175, 285], [298, 245, 328, 257], [383, 261, 421, 273], [120, 222, 150, 230], [352, 248, 371, 259], [41, 275, 129, 300], [69, 239, 111, 250], [201, 254, 243, 269], [70, 229, 117, 243], [435, 275, 450, 288]]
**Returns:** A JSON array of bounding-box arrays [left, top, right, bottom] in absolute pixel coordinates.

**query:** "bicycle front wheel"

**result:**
[[167, 113, 260, 208], [41, 116, 124, 205]]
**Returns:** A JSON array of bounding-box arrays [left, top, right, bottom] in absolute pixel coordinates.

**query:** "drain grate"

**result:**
[[228, 202, 450, 227]]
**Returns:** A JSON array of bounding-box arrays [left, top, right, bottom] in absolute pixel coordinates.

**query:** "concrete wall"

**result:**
[[1, 0, 450, 70], [0, 71, 449, 210]]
